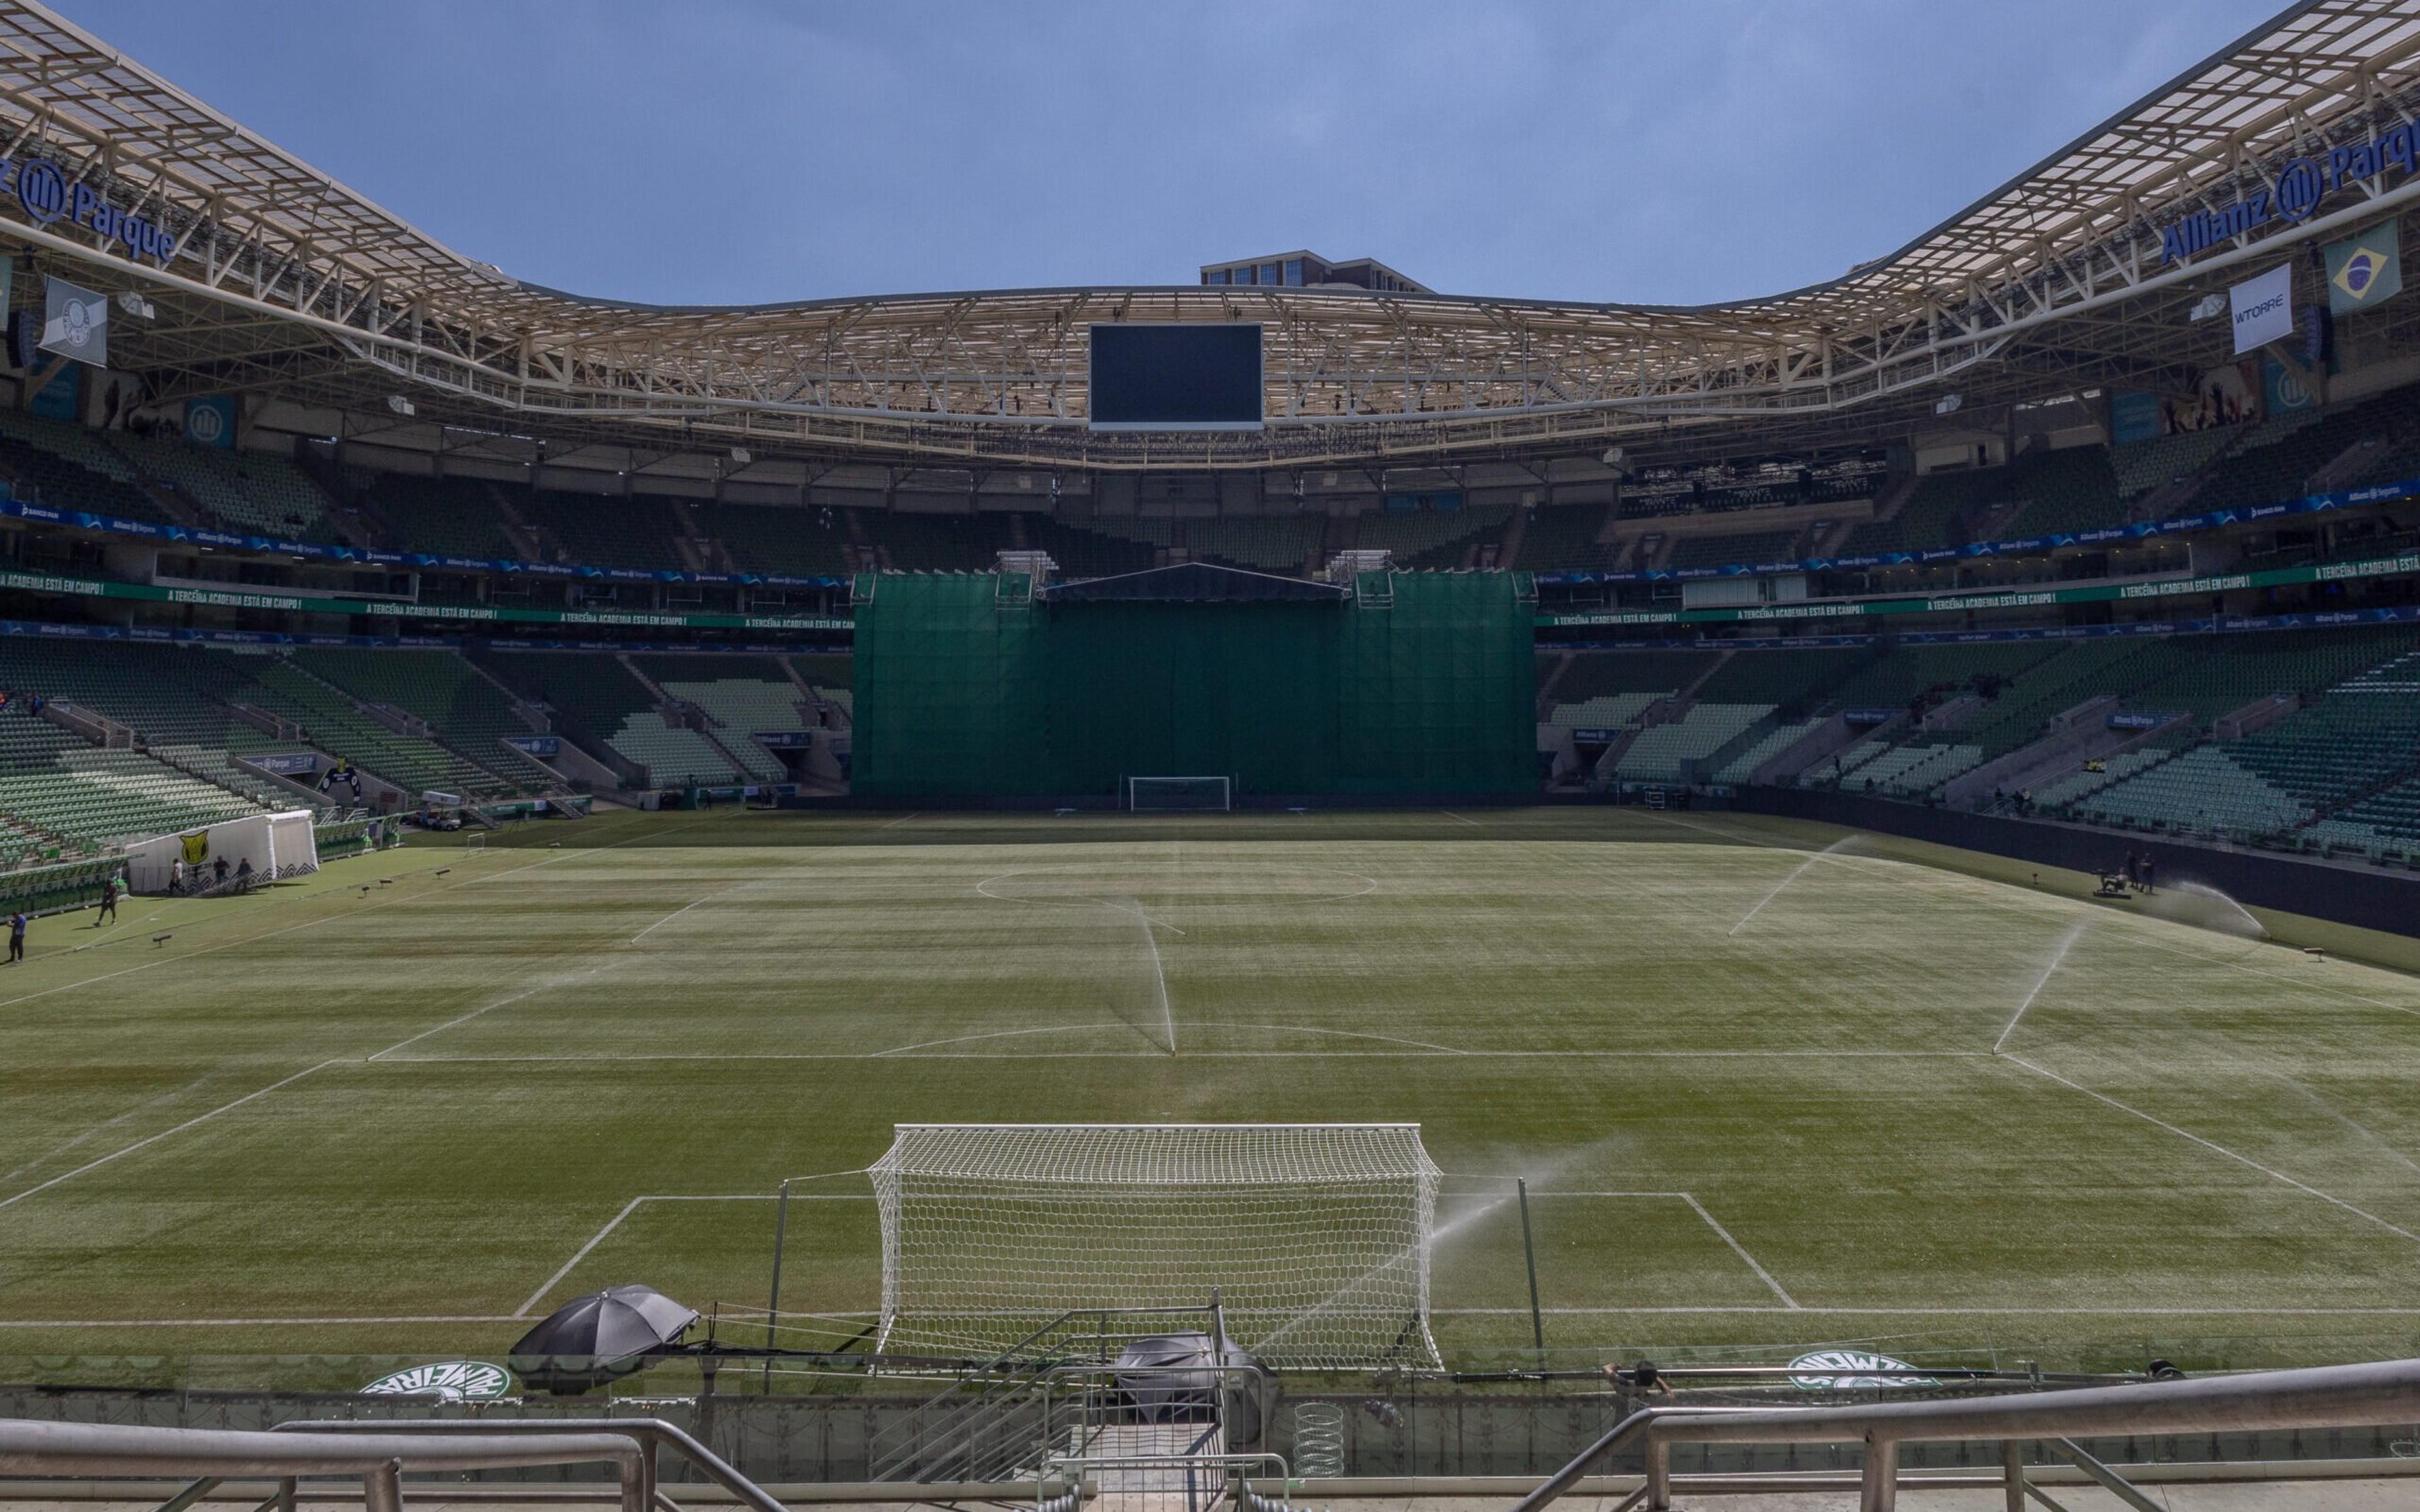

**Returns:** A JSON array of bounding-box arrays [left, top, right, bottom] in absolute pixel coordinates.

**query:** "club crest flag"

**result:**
[[2229, 263, 2295, 355], [2324, 219, 2402, 315], [180, 832, 209, 866], [38, 275, 106, 367]]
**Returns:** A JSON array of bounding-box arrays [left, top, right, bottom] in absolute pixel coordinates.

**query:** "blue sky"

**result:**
[[54, 1, 2288, 307]]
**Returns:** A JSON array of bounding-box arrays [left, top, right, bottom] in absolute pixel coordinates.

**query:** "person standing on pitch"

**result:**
[[96, 876, 118, 926], [6, 909, 25, 963]]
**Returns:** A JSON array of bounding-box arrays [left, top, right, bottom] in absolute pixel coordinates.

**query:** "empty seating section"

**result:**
[[0, 410, 172, 523], [2077, 746, 2310, 836], [2110, 427, 2239, 500], [2031, 748, 2175, 809], [1513, 501, 1617, 570], [496, 653, 740, 787], [2306, 770, 2420, 854], [1693, 648, 1872, 709], [521, 491, 691, 570], [1356, 507, 1509, 570], [110, 433, 337, 541], [865, 512, 1013, 571], [1612, 702, 1774, 781], [1952, 639, 2156, 760], [2182, 401, 2382, 515], [1838, 470, 1993, 556], [361, 474, 519, 559], [292, 649, 549, 785], [2116, 627, 2420, 726], [2000, 447, 2123, 536], [1821, 643, 2055, 714], [786, 653, 854, 717], [1669, 530, 1796, 570], [244, 662, 517, 800], [1027, 517, 1158, 579], [1553, 651, 1717, 702], [637, 655, 809, 781], [1549, 694, 1664, 730], [1712, 718, 1822, 784], [1831, 741, 1983, 796], [0, 714, 265, 849], [1185, 515, 1323, 573], [696, 503, 855, 576]]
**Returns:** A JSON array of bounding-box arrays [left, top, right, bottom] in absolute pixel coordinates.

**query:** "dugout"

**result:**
[[850, 564, 1533, 800]]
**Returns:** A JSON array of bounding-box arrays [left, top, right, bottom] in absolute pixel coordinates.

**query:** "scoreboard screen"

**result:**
[[1088, 324, 1263, 430]]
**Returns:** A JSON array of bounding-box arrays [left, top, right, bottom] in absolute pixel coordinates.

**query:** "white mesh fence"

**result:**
[[870, 1124, 1440, 1367]]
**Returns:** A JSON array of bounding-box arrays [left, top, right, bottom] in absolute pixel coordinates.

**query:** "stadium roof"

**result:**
[[4, 0, 2420, 472]]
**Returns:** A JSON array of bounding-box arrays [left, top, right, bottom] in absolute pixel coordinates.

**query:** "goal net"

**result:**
[[1127, 776, 1232, 811], [870, 1123, 1441, 1367]]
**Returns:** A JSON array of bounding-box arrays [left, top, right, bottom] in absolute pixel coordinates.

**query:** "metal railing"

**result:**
[[268, 1418, 780, 1512], [1509, 1354, 2420, 1512], [0, 1419, 645, 1512]]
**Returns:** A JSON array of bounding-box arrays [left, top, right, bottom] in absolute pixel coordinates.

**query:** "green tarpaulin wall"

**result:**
[[851, 571, 1533, 798]]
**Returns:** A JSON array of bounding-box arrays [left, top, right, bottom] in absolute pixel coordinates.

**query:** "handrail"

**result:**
[[1509, 1356, 2420, 1512], [274, 1416, 783, 1512], [0, 1421, 645, 1512]]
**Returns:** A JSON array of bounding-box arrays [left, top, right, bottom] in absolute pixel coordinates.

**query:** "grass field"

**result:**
[[5, 805, 2420, 1385]]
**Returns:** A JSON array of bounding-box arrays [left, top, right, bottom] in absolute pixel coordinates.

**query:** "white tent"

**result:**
[[126, 810, 318, 894]]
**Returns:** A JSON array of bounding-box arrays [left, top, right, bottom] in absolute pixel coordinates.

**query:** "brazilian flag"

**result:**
[[2325, 219, 2402, 315]]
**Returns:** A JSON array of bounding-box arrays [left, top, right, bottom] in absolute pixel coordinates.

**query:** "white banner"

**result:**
[[2230, 263, 2296, 355], [38, 275, 107, 367]]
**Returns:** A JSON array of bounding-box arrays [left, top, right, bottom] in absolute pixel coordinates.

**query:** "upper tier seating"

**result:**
[[695, 503, 856, 576], [1669, 530, 1797, 570], [358, 473, 519, 559], [1512, 501, 1617, 571], [0, 410, 173, 523], [1027, 517, 1158, 579], [1184, 514, 1324, 573], [519, 491, 691, 571], [1999, 447, 2124, 537], [2110, 427, 2240, 501], [2182, 399, 2392, 516], [1356, 506, 1511, 570], [110, 433, 338, 541]]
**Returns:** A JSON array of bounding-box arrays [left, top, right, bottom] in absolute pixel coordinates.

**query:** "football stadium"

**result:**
[[6, 2, 2420, 1508]]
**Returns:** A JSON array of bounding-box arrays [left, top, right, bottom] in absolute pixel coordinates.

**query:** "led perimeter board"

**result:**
[[1088, 323, 1264, 430]]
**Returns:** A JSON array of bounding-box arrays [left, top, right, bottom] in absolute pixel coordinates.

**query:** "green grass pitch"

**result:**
[[4, 805, 2419, 1385]]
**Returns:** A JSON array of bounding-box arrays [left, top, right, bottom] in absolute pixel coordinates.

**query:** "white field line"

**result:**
[[2270, 1074, 2420, 1177], [371, 1047, 1989, 1064], [368, 958, 630, 1063], [1181, 1020, 1475, 1055], [868, 1022, 1131, 1057], [0, 1306, 529, 1315], [0, 1060, 339, 1213], [877, 811, 923, 830], [1680, 1194, 1800, 1309], [2005, 1054, 2420, 1244], [0, 816, 722, 1016], [1437, 809, 1485, 828], [1431, 1305, 2420, 1316], [0, 1068, 221, 1186], [518, 1193, 802, 1318], [1438, 1186, 1798, 1309], [0, 817, 735, 1208]]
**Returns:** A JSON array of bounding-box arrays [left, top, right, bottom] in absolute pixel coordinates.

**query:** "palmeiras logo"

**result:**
[[15, 158, 66, 224], [360, 1360, 516, 1402], [1788, 1349, 1937, 1391]]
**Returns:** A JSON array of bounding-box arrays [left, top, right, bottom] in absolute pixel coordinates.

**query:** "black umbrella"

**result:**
[[509, 1284, 698, 1394], [1112, 1332, 1269, 1442]]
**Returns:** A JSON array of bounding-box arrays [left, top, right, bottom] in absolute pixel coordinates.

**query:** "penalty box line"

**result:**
[[1438, 1186, 1798, 1309]]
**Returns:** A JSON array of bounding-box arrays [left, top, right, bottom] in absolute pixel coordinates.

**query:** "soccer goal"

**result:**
[[869, 1123, 1441, 1367], [1126, 776, 1232, 812]]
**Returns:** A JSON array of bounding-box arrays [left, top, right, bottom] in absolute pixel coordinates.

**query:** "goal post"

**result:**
[[1126, 776, 1232, 812], [869, 1123, 1441, 1367]]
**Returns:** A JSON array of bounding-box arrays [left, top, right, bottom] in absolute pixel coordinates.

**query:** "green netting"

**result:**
[[1042, 600, 1339, 796], [853, 571, 1533, 798], [1337, 572, 1535, 793]]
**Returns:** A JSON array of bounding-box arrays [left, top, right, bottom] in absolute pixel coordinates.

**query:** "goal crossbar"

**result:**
[[870, 1123, 1441, 1367]]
